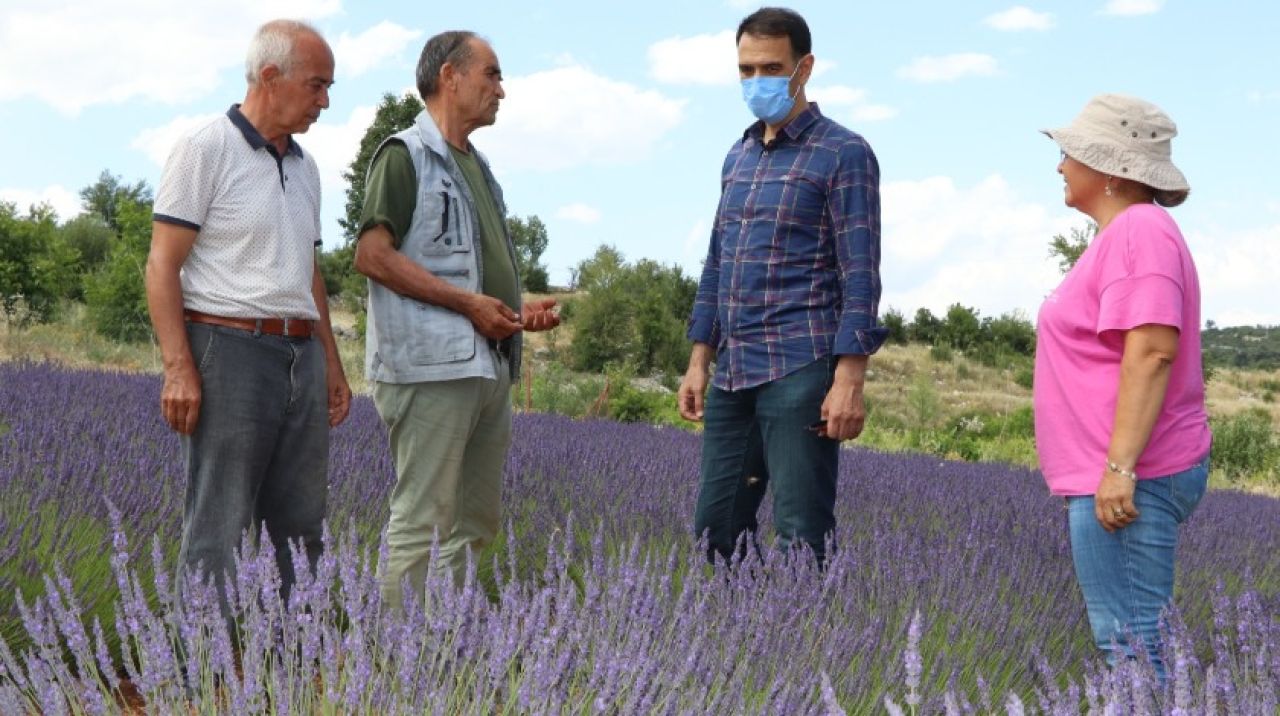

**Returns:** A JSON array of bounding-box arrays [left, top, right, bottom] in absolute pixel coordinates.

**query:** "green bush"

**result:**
[[84, 199, 152, 343], [569, 246, 695, 377], [0, 203, 78, 325], [608, 382, 669, 424], [1211, 409, 1280, 483], [881, 308, 907, 344], [1014, 365, 1035, 389], [929, 345, 953, 363]]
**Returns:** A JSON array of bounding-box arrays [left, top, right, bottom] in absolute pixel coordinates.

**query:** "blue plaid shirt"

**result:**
[[688, 103, 887, 391]]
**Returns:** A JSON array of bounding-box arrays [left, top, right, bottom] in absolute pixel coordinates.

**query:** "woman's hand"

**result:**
[[1094, 470, 1139, 532]]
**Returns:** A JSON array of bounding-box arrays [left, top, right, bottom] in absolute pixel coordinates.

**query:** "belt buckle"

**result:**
[[282, 318, 292, 336]]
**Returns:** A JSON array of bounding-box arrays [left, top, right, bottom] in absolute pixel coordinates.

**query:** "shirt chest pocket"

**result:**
[[753, 174, 824, 225], [415, 179, 470, 257]]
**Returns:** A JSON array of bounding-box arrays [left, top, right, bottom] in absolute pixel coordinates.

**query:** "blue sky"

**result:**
[[2, 1, 1277, 326]]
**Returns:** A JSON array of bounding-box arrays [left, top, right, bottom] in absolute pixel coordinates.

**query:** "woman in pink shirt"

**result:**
[[1035, 94, 1211, 680]]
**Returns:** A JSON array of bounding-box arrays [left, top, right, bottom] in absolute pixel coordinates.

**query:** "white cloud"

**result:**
[[851, 104, 899, 122], [880, 177, 1280, 324], [556, 203, 602, 224], [808, 85, 867, 106], [0, 185, 82, 221], [809, 85, 898, 124], [648, 30, 737, 86], [333, 21, 422, 78], [303, 105, 378, 196], [0, 0, 341, 115], [1100, 0, 1165, 16], [1186, 222, 1280, 326], [811, 59, 838, 79], [880, 174, 1074, 318], [477, 64, 686, 172], [897, 53, 999, 83], [984, 6, 1056, 31]]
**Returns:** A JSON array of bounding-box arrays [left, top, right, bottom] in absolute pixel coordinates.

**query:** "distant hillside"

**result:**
[[1203, 325, 1280, 370]]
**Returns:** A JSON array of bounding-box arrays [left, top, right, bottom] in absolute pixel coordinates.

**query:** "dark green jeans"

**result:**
[[693, 358, 838, 564]]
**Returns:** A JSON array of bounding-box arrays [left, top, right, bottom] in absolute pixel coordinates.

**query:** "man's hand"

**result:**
[[818, 355, 869, 440], [678, 343, 715, 422], [522, 298, 561, 332], [819, 380, 866, 440], [160, 361, 202, 435], [678, 365, 710, 422], [465, 294, 523, 340], [1094, 470, 1139, 532], [326, 358, 352, 427]]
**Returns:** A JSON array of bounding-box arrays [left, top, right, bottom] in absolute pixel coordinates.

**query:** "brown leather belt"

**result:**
[[184, 310, 314, 338]]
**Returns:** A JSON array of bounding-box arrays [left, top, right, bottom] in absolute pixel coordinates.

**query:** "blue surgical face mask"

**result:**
[[741, 62, 802, 125]]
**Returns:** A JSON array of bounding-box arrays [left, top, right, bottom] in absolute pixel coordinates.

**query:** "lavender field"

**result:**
[[1, 361, 1277, 714]]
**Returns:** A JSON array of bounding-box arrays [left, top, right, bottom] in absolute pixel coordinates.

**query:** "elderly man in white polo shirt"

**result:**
[[145, 19, 351, 604]]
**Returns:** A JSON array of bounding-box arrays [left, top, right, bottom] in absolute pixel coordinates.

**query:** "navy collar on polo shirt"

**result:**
[[227, 104, 303, 159]]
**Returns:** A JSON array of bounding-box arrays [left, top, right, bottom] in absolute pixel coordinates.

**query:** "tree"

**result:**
[[985, 310, 1036, 356], [0, 202, 77, 325], [1049, 221, 1097, 275], [321, 93, 424, 301], [506, 215, 550, 293], [84, 198, 153, 342], [340, 93, 424, 243], [940, 303, 982, 350], [571, 244, 625, 291], [79, 170, 152, 234], [58, 214, 116, 299], [881, 307, 907, 344], [569, 245, 696, 376], [908, 307, 942, 344]]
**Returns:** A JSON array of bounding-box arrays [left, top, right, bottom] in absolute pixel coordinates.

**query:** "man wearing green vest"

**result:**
[[354, 30, 559, 611]]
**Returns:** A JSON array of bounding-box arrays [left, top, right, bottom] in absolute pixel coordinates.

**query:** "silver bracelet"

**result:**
[[1106, 459, 1138, 481]]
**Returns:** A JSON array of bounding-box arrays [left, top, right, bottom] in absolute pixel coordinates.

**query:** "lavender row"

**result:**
[[2, 516, 1277, 714], [2, 361, 1278, 710]]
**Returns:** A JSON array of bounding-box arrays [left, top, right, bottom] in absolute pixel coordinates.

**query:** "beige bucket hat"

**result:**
[[1043, 93, 1190, 206]]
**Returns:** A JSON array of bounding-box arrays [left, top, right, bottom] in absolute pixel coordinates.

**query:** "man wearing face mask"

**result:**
[[678, 7, 885, 567]]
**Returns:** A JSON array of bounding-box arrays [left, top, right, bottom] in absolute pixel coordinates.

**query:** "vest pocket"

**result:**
[[405, 268, 475, 365], [419, 191, 469, 256]]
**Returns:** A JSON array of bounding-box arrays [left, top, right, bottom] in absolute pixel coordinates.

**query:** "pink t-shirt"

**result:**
[[1034, 203, 1211, 496]]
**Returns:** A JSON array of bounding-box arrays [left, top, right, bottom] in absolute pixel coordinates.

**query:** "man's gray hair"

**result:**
[[416, 31, 478, 99], [245, 19, 322, 84]]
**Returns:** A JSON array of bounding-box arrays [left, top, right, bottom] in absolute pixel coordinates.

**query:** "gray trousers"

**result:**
[[373, 356, 511, 612], [178, 323, 329, 606]]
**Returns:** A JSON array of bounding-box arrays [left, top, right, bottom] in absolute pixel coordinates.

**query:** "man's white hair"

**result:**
[[245, 19, 322, 84]]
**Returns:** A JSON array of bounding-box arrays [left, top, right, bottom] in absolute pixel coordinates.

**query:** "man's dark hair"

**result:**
[[416, 30, 478, 99], [735, 7, 811, 59]]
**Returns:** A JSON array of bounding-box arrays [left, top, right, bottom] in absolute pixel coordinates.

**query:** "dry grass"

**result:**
[[1204, 367, 1280, 424], [0, 304, 160, 373], [865, 343, 1031, 426]]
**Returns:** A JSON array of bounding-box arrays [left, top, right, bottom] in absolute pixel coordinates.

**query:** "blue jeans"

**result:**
[[179, 323, 330, 606], [694, 358, 838, 564], [1067, 455, 1209, 678]]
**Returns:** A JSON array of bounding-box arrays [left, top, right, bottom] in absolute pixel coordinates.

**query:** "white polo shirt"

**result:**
[[154, 105, 321, 320]]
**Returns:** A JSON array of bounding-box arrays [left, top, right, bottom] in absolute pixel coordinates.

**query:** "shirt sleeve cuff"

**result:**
[[834, 324, 888, 355], [687, 311, 720, 347], [153, 213, 200, 231]]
